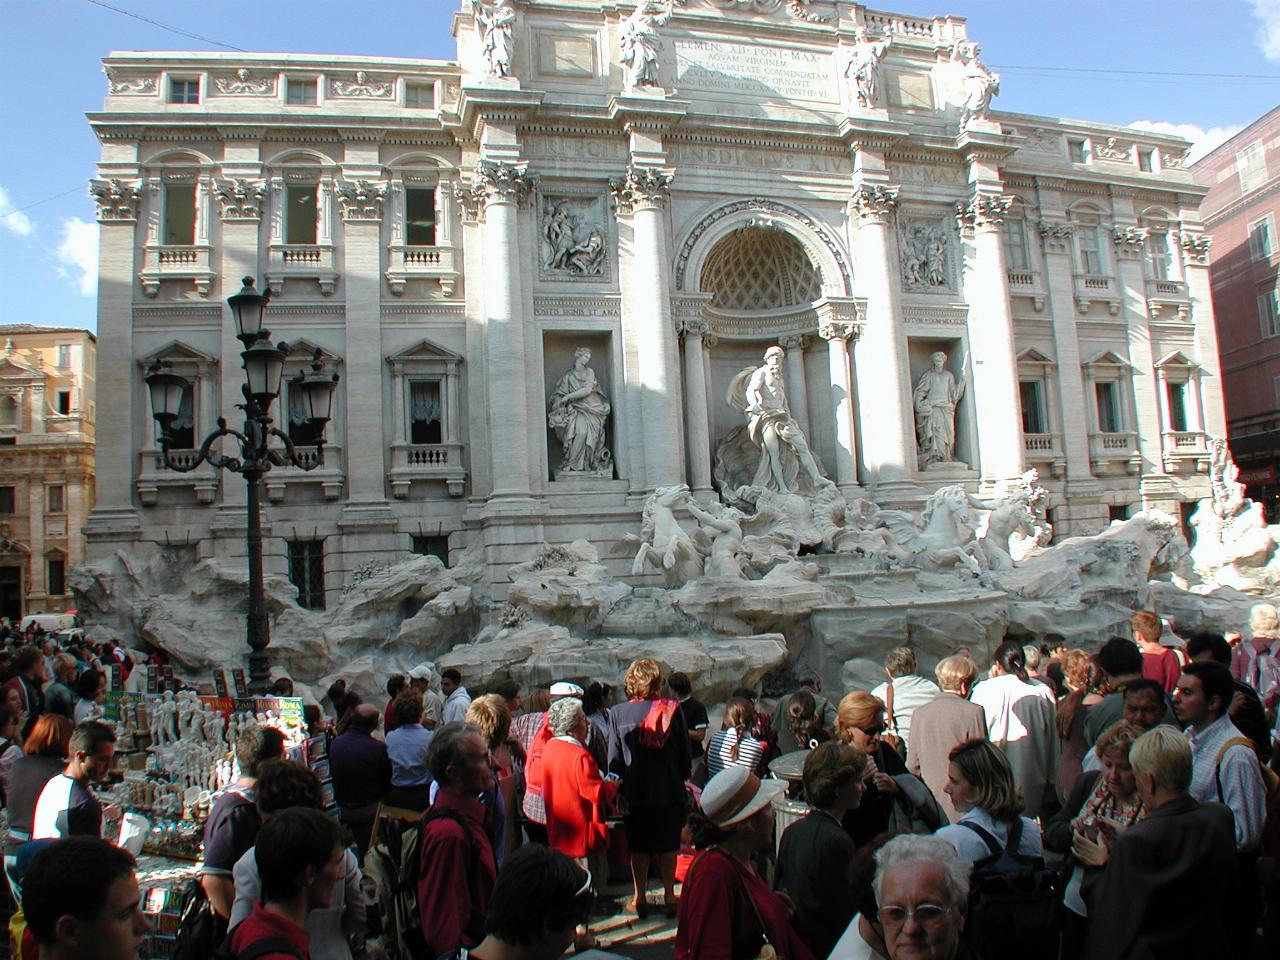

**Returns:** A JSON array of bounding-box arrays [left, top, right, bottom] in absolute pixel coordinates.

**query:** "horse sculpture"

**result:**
[[880, 484, 987, 575], [613, 483, 704, 586]]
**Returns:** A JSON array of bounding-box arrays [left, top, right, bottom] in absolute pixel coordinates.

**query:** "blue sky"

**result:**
[[1, 0, 1277, 334]]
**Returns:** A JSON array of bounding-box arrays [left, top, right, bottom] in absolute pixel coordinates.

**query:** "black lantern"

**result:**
[[242, 338, 287, 406], [292, 350, 340, 429], [228, 276, 271, 346], [144, 361, 190, 435]]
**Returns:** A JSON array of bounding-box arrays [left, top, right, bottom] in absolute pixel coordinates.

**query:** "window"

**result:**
[[405, 187, 437, 246], [405, 83, 435, 109], [1259, 289, 1280, 338], [55, 391, 71, 415], [1019, 380, 1047, 434], [168, 79, 200, 104], [1068, 139, 1087, 163], [1109, 504, 1131, 523], [47, 559, 65, 597], [287, 540, 326, 610], [46, 485, 64, 514], [166, 384, 195, 450], [411, 535, 450, 566], [0, 487, 13, 514], [163, 183, 196, 246], [409, 380, 443, 444], [0, 396, 17, 427], [1238, 141, 1268, 193], [1147, 232, 1171, 281], [286, 382, 326, 447], [1095, 381, 1122, 432], [1003, 218, 1030, 272], [56, 345, 71, 369], [286, 78, 318, 105], [1250, 214, 1275, 261], [1077, 224, 1105, 275], [285, 185, 318, 245], [1137, 150, 1153, 173], [1166, 381, 1189, 432]]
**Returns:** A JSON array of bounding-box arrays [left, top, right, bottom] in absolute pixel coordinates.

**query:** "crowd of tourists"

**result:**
[[2, 605, 1279, 959]]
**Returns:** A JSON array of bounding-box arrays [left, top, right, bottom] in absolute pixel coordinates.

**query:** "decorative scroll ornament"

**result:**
[[1178, 231, 1212, 264], [335, 179, 388, 220], [681, 316, 711, 339], [1112, 225, 1149, 259], [1163, 151, 1189, 169], [1036, 219, 1074, 254], [90, 178, 143, 221], [329, 71, 393, 99], [609, 165, 673, 215], [819, 321, 859, 343], [955, 193, 1013, 232], [214, 178, 267, 220], [1094, 137, 1133, 162], [106, 72, 156, 95], [471, 160, 536, 207], [214, 69, 275, 96], [850, 183, 900, 222]]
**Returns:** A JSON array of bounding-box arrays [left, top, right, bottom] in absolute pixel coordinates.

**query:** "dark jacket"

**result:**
[[775, 811, 857, 958]]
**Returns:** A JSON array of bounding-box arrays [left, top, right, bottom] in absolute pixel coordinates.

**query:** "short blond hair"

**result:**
[[1130, 610, 1161, 643], [465, 694, 511, 751], [1250, 603, 1280, 639], [934, 655, 978, 693], [623, 658, 663, 700], [1129, 726, 1192, 794], [1095, 721, 1144, 763]]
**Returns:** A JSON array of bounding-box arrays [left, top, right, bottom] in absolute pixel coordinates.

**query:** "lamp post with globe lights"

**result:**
[[146, 277, 339, 692]]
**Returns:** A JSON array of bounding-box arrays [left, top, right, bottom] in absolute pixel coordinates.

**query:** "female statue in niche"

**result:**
[[914, 349, 968, 467], [548, 347, 613, 476]]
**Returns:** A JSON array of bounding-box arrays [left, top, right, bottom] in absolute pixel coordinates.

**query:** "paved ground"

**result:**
[[581, 879, 682, 959]]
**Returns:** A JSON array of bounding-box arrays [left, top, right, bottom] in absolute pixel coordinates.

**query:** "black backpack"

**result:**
[[960, 819, 1062, 960], [171, 876, 228, 960]]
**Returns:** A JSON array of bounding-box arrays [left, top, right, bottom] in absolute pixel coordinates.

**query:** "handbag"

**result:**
[[688, 849, 784, 960]]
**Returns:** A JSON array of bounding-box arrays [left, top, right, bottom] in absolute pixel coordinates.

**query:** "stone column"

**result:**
[[612, 165, 683, 489], [1179, 229, 1226, 436], [336, 178, 390, 504], [469, 160, 536, 501], [780, 335, 810, 435], [818, 317, 861, 493], [1112, 217, 1165, 480], [958, 192, 1025, 484], [680, 318, 714, 493], [850, 183, 916, 494], [84, 178, 144, 544]]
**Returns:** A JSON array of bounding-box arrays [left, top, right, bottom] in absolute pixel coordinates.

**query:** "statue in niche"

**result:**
[[620, 0, 672, 91], [952, 40, 999, 128], [900, 221, 949, 288], [548, 347, 613, 477], [740, 346, 832, 493], [471, 0, 516, 79], [913, 350, 967, 468], [844, 26, 893, 108], [541, 200, 607, 276]]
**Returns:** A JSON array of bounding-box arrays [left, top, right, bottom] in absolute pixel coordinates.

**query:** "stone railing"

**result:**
[[136, 448, 218, 505], [263, 444, 344, 501], [266, 243, 337, 295], [1089, 431, 1140, 474], [139, 244, 215, 297], [385, 243, 460, 296], [389, 441, 466, 497]]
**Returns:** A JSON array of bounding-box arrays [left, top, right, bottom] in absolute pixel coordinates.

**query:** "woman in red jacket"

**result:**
[[542, 696, 619, 858]]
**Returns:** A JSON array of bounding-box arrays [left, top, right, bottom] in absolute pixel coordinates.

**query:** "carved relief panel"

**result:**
[[897, 215, 955, 293], [538, 192, 610, 282]]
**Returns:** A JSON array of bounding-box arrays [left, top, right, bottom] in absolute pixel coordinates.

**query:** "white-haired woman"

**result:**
[[1232, 602, 1280, 711], [872, 834, 973, 960]]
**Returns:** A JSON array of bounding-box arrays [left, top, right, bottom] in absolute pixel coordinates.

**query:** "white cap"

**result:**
[[550, 681, 584, 697], [409, 664, 435, 680]]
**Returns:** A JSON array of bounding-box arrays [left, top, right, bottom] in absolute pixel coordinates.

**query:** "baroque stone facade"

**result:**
[[85, 1, 1223, 604]]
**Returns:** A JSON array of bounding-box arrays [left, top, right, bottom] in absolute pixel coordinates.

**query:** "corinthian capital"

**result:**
[[1178, 231, 1212, 264], [215, 178, 267, 220], [819, 321, 859, 343], [955, 193, 1014, 233], [850, 183, 899, 223], [335, 179, 388, 221], [610, 165, 673, 215], [90, 178, 143, 221], [474, 160, 536, 206]]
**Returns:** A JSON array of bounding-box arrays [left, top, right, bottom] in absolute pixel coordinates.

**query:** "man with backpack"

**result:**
[[226, 807, 348, 960], [416, 722, 498, 958]]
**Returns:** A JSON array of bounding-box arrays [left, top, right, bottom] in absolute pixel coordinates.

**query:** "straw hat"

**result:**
[[700, 766, 785, 827]]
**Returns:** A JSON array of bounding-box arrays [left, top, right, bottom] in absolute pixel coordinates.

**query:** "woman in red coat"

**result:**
[[542, 696, 619, 860]]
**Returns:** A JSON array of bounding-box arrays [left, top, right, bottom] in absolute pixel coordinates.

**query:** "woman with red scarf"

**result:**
[[607, 658, 691, 917]]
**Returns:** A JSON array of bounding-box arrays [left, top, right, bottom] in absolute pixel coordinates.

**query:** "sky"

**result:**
[[1, 0, 1278, 334]]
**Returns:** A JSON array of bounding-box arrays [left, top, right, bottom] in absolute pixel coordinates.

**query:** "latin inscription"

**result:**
[[673, 38, 835, 102], [525, 136, 627, 162], [669, 143, 851, 174], [887, 162, 966, 187]]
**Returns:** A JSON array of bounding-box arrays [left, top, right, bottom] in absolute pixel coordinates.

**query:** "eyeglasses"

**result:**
[[859, 724, 887, 736], [878, 902, 952, 927]]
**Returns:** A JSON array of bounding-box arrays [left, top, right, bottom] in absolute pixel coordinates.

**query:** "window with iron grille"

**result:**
[[287, 540, 326, 610]]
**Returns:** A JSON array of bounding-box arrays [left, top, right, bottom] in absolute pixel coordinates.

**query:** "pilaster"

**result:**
[[817, 301, 864, 495]]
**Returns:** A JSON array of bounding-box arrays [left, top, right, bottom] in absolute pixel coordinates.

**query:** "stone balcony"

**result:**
[[1075, 274, 1121, 315], [1146, 278, 1190, 321], [1161, 430, 1210, 472], [263, 445, 344, 501], [1006, 269, 1046, 312], [1022, 432, 1066, 476], [1089, 431, 1141, 474], [388, 441, 466, 497], [139, 244, 215, 297], [265, 244, 338, 296], [136, 448, 219, 505], [385, 244, 460, 296]]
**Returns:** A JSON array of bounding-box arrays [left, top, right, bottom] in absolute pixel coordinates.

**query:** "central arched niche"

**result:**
[[699, 226, 824, 311]]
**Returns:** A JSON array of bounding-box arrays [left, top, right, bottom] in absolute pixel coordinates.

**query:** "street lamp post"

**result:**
[[146, 277, 339, 693]]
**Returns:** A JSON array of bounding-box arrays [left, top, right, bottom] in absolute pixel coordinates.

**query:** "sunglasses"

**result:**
[[859, 723, 887, 736]]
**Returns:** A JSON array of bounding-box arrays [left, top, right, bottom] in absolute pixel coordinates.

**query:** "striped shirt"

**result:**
[[1187, 714, 1266, 851], [705, 728, 764, 779]]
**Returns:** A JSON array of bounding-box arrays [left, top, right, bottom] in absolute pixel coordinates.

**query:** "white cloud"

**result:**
[[1127, 120, 1246, 164], [55, 217, 98, 297], [0, 185, 34, 237], [1249, 0, 1280, 59]]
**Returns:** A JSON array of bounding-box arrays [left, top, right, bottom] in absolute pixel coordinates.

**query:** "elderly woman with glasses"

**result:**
[[872, 834, 977, 960], [837, 692, 943, 846]]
